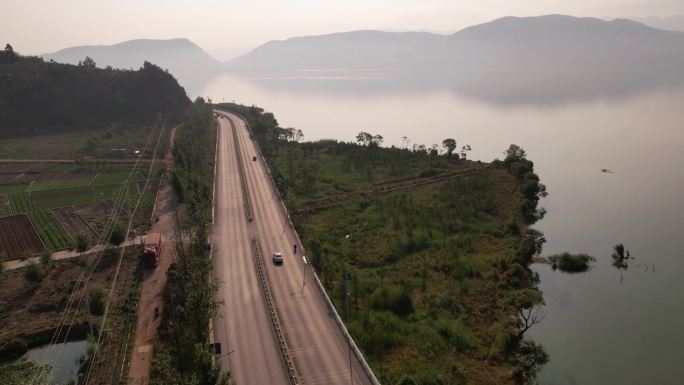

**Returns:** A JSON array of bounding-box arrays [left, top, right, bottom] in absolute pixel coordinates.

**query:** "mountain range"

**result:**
[[38, 14, 684, 101], [226, 15, 684, 71]]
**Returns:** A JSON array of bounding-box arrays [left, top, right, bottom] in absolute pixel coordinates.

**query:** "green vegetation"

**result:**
[[0, 47, 189, 138], [151, 99, 227, 385], [217, 103, 549, 384], [0, 361, 52, 385], [88, 286, 106, 316], [109, 223, 125, 246], [548, 252, 596, 273], [23, 261, 45, 283], [26, 210, 71, 250]]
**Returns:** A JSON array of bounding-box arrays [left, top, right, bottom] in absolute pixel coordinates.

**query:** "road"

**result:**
[[211, 111, 373, 385], [127, 125, 178, 385]]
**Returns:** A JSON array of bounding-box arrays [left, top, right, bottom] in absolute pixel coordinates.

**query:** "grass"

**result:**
[[271, 141, 461, 200], [292, 166, 527, 384], [0, 361, 52, 385], [0, 123, 166, 160]]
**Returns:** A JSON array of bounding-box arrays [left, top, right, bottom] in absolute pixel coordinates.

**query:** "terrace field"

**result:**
[[0, 161, 162, 259]]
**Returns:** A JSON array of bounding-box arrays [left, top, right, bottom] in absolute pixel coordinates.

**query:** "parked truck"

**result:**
[[143, 232, 162, 268]]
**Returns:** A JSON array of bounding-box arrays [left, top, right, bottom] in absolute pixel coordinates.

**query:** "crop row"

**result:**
[[28, 210, 72, 251], [10, 192, 36, 214]]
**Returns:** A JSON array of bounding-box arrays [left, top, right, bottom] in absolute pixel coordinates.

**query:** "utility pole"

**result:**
[[301, 255, 308, 296]]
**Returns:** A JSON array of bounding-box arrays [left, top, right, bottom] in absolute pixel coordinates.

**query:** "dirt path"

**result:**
[[126, 125, 179, 385], [0, 158, 156, 163]]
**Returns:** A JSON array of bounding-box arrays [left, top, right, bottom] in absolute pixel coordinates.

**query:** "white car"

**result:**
[[272, 252, 283, 265]]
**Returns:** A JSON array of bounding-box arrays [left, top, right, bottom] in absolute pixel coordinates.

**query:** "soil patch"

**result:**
[[0, 214, 45, 260], [53, 207, 98, 241]]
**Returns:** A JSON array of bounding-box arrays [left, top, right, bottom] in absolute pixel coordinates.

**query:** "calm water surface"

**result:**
[[26, 340, 87, 384], [197, 73, 684, 385]]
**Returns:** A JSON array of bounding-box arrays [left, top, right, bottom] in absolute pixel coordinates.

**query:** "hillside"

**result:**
[[226, 15, 684, 72], [632, 15, 684, 32], [0, 47, 190, 137], [42, 38, 220, 77]]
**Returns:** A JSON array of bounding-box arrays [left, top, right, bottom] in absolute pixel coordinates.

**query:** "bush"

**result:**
[[23, 261, 45, 283], [110, 223, 126, 246], [88, 286, 106, 316], [369, 285, 414, 316], [39, 249, 52, 266], [548, 252, 596, 273]]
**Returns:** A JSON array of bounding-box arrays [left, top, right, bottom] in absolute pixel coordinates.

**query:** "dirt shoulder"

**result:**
[[126, 125, 179, 385]]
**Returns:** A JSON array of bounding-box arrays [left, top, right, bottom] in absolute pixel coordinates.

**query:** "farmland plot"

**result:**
[[0, 193, 11, 216], [0, 214, 45, 260], [27, 210, 71, 251], [53, 207, 98, 240]]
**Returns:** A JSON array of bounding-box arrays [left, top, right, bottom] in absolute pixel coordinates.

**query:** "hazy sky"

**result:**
[[3, 0, 683, 56]]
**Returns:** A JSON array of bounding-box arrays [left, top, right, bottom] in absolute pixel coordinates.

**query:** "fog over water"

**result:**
[[198, 71, 684, 385]]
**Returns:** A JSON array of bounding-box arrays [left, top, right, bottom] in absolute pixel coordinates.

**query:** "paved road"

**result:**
[[212, 112, 373, 385]]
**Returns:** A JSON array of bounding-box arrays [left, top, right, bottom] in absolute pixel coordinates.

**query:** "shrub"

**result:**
[[39, 249, 52, 266], [110, 223, 125, 246], [369, 285, 414, 316], [548, 252, 596, 273], [88, 286, 106, 316], [23, 261, 45, 283]]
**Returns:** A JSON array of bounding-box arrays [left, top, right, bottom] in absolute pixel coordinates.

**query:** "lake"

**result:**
[[196, 71, 684, 385]]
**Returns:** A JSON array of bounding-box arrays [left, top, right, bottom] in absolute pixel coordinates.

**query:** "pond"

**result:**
[[26, 340, 88, 384]]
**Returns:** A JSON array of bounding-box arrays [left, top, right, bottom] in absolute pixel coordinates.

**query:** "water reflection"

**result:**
[[192, 67, 684, 107]]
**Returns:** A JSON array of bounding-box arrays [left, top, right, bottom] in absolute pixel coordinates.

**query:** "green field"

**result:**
[[0, 162, 163, 251], [30, 186, 96, 209], [27, 210, 72, 250]]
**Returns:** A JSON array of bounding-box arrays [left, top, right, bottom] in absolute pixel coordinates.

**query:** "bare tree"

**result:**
[[515, 289, 545, 336]]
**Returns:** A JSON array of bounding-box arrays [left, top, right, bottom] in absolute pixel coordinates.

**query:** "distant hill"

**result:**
[[0, 47, 190, 137], [42, 38, 221, 93], [226, 15, 684, 72], [631, 15, 684, 32]]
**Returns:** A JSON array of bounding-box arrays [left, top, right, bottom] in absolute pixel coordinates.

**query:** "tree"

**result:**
[[294, 129, 305, 142], [460, 145, 472, 159], [518, 228, 545, 264], [514, 289, 545, 336], [442, 138, 457, 158], [520, 340, 549, 377], [75, 232, 90, 254], [88, 286, 106, 316], [504, 144, 527, 164], [308, 238, 322, 270], [110, 223, 125, 246], [356, 132, 373, 146], [24, 261, 45, 283], [371, 134, 384, 147], [4, 43, 15, 56], [80, 56, 96, 68]]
